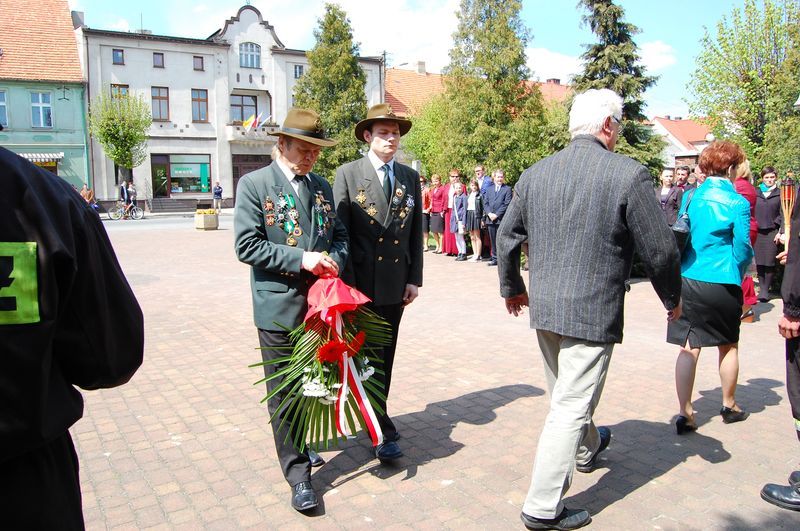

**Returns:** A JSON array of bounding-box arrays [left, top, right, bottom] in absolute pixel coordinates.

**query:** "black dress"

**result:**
[[464, 192, 483, 231], [667, 278, 743, 347]]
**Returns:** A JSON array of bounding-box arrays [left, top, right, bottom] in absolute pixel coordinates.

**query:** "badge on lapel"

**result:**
[[356, 189, 367, 206]]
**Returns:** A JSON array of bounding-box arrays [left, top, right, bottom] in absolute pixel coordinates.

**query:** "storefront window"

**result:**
[[169, 154, 211, 194]]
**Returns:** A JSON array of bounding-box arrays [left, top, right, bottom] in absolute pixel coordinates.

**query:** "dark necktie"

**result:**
[[381, 164, 393, 204], [293, 175, 311, 209]]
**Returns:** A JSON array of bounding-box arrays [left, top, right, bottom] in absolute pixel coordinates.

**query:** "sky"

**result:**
[[67, 0, 751, 119]]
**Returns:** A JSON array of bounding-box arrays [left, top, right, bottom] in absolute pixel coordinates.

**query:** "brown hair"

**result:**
[[698, 140, 745, 177], [761, 166, 777, 178]]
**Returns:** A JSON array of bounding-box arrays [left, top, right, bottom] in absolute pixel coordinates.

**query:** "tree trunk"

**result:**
[[117, 166, 132, 184]]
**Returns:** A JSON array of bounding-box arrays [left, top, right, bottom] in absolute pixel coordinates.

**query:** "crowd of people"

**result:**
[[421, 165, 512, 265]]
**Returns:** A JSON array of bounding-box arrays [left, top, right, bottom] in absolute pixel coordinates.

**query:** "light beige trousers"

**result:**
[[522, 330, 613, 518]]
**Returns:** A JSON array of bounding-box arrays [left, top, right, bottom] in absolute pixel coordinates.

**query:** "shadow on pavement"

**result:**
[[566, 378, 782, 517], [566, 418, 731, 516], [718, 511, 800, 530], [692, 377, 783, 427], [311, 383, 544, 504]]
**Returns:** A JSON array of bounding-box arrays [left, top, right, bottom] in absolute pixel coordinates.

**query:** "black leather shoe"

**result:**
[[720, 406, 749, 424], [789, 470, 800, 488], [675, 415, 697, 435], [761, 483, 800, 511], [375, 440, 403, 462], [308, 449, 325, 468], [290, 481, 318, 512], [487, 260, 497, 266], [576, 426, 611, 473], [521, 507, 591, 530]]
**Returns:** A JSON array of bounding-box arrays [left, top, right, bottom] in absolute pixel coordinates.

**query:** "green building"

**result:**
[[0, 0, 90, 188]]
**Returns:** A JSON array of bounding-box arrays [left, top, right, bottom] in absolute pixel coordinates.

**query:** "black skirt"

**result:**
[[667, 278, 743, 348], [754, 229, 779, 266], [422, 213, 431, 233], [429, 212, 445, 233], [465, 210, 482, 231]]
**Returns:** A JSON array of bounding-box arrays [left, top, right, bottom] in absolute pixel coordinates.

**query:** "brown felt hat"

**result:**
[[270, 108, 337, 147], [354, 103, 412, 142]]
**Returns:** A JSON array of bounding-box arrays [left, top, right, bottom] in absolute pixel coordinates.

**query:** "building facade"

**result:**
[[76, 4, 383, 204], [0, 0, 89, 188], [651, 116, 712, 169]]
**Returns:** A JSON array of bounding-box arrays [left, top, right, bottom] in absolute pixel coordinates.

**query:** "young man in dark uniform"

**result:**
[[0, 144, 144, 529], [333, 104, 423, 462]]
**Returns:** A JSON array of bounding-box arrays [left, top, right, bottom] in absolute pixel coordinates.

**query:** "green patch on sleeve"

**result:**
[[0, 242, 40, 324]]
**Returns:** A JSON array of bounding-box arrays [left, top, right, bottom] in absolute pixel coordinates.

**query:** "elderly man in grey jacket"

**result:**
[[497, 89, 682, 530]]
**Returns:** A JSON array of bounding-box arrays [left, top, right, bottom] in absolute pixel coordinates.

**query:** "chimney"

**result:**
[[674, 116, 683, 120], [665, 115, 671, 120], [546, 78, 560, 85], [71, 10, 85, 29], [416, 61, 426, 75]]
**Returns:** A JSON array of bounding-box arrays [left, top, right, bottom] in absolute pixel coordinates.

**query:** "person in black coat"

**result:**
[[483, 169, 512, 266], [754, 167, 782, 301], [761, 187, 800, 511], [0, 146, 144, 529], [656, 169, 683, 226]]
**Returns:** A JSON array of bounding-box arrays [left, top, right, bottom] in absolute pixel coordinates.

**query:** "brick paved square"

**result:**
[[66, 216, 800, 529]]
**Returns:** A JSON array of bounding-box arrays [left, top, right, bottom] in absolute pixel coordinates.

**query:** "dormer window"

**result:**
[[239, 42, 261, 69]]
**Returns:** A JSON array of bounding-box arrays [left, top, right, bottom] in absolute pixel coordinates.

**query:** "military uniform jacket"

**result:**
[[334, 157, 423, 306], [0, 147, 144, 463], [234, 162, 348, 331]]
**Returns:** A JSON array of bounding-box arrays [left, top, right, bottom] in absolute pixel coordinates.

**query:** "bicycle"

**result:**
[[108, 201, 144, 220]]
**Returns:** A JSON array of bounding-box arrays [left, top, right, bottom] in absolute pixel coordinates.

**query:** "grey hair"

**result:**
[[568, 89, 624, 138]]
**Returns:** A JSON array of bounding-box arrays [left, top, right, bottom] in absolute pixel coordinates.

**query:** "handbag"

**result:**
[[672, 188, 696, 253]]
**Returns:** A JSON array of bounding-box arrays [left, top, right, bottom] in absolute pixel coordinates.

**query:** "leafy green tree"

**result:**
[[293, 3, 366, 181], [87, 93, 151, 182], [404, 0, 546, 184], [572, 0, 664, 178], [688, 0, 800, 161]]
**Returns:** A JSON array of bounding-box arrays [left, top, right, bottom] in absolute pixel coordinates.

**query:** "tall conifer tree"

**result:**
[[572, 0, 664, 177], [293, 4, 367, 181]]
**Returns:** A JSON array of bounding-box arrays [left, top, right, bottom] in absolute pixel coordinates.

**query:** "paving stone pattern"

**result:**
[[74, 217, 800, 529]]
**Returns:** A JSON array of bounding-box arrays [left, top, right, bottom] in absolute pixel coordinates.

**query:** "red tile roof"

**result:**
[[0, 0, 83, 83], [385, 68, 571, 117], [653, 116, 711, 152], [532, 79, 572, 103], [385, 68, 445, 116]]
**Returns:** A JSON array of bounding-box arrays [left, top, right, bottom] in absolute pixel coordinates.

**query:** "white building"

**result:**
[[75, 4, 383, 206], [650, 116, 712, 169]]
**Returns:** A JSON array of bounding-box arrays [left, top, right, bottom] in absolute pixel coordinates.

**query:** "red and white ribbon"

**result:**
[[333, 314, 384, 447]]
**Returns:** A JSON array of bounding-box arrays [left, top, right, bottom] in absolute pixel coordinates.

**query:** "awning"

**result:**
[[17, 152, 64, 163]]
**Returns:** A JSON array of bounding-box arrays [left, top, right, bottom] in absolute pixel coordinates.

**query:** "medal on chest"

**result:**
[[276, 192, 302, 245]]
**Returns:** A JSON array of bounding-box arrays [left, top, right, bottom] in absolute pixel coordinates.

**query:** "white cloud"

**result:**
[[526, 47, 581, 83], [157, 1, 459, 72], [108, 18, 131, 32], [639, 40, 677, 73]]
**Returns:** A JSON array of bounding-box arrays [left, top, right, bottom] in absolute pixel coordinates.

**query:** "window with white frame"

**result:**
[[239, 42, 261, 69], [30, 91, 52, 128], [0, 91, 7, 127], [294, 64, 304, 79], [151, 87, 169, 121]]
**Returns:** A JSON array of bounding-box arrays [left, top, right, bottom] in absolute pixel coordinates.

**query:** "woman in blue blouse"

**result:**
[[667, 141, 754, 434]]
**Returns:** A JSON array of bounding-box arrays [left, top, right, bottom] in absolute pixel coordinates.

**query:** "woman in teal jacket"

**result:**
[[667, 141, 754, 434]]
